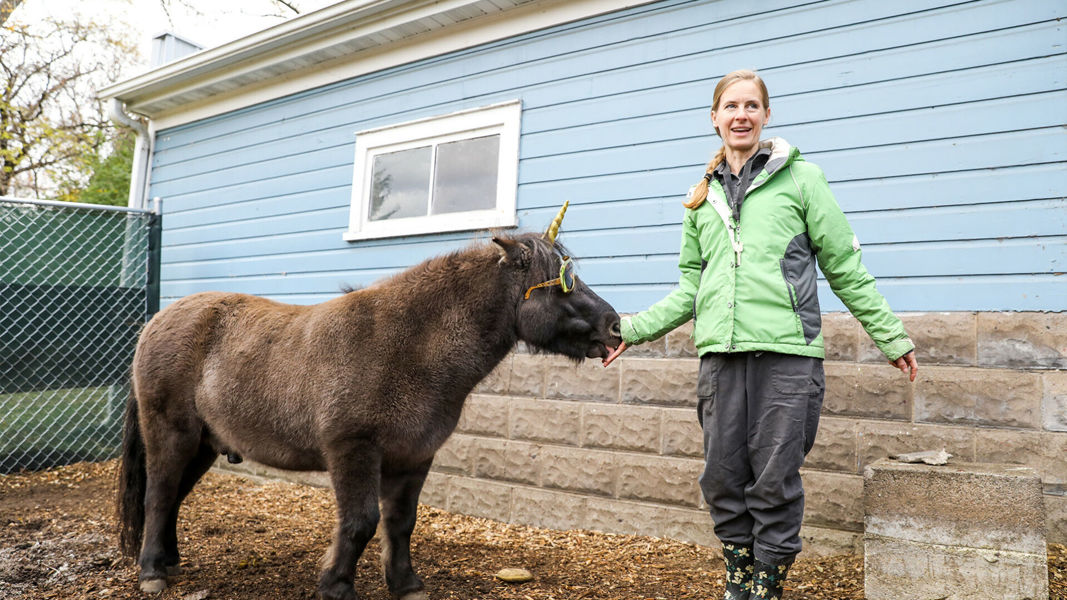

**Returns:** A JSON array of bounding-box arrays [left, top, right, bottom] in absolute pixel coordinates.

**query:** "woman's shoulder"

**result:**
[[784, 155, 828, 183]]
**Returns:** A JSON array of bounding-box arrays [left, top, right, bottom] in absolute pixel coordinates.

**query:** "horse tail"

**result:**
[[117, 390, 146, 558]]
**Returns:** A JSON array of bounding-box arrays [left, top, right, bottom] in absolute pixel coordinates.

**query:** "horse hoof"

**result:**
[[139, 578, 167, 594], [399, 592, 428, 600]]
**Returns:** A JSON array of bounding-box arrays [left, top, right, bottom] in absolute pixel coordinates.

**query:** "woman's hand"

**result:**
[[602, 341, 628, 367], [890, 350, 918, 382]]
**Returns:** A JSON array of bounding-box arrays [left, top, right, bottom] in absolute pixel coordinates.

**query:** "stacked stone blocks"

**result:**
[[216, 311, 1067, 556], [422, 311, 1067, 555]]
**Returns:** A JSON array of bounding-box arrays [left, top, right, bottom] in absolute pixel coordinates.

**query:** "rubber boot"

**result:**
[[751, 559, 791, 600], [721, 543, 754, 600]]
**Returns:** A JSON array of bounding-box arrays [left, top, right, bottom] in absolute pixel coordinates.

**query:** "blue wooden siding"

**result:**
[[149, 0, 1066, 311]]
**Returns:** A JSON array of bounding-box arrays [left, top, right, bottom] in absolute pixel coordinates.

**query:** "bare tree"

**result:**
[[158, 0, 305, 23], [0, 0, 24, 26], [0, 17, 136, 198]]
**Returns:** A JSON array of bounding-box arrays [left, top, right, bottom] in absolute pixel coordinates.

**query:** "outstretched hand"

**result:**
[[890, 350, 918, 382], [602, 341, 628, 367]]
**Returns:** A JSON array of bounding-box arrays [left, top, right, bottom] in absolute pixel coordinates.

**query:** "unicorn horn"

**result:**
[[543, 200, 569, 243]]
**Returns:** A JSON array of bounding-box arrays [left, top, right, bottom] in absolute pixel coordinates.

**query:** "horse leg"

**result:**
[[319, 439, 382, 600], [138, 424, 202, 593], [162, 442, 218, 575], [379, 459, 432, 600]]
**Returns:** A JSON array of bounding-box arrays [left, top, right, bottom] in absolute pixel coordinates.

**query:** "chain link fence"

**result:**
[[0, 197, 160, 473]]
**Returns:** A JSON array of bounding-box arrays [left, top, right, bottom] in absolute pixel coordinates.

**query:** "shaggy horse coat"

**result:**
[[118, 230, 622, 600]]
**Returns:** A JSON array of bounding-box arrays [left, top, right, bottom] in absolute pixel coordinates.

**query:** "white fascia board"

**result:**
[[99, 0, 659, 130]]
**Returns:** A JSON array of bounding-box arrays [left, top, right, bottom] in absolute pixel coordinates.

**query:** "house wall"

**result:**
[[161, 0, 1067, 554], [148, 0, 1066, 312]]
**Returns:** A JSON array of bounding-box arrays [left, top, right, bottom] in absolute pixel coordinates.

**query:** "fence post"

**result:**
[[146, 197, 162, 318]]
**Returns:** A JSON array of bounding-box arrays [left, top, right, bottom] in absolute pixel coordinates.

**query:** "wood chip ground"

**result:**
[[1, 461, 1063, 599]]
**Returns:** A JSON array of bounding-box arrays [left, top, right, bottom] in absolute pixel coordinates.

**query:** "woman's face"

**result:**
[[711, 79, 770, 156]]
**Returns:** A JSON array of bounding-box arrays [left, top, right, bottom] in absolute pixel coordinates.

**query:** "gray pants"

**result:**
[[696, 351, 825, 566]]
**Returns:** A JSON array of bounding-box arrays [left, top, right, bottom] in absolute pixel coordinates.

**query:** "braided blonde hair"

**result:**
[[683, 69, 770, 209]]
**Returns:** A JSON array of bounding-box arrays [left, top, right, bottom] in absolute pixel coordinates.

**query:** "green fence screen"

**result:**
[[0, 197, 160, 473]]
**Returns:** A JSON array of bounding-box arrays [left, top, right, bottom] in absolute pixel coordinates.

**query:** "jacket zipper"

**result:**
[[780, 259, 798, 313]]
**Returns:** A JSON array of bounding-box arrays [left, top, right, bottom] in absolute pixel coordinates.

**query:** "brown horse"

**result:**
[[117, 205, 622, 600]]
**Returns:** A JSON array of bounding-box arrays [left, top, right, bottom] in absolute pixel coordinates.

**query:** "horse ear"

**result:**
[[492, 236, 531, 267]]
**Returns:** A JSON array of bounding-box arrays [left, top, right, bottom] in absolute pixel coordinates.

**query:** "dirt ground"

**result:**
[[0, 461, 1063, 600]]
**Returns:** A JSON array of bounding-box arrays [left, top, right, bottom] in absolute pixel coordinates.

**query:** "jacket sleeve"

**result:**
[[620, 210, 702, 345], [798, 164, 914, 360]]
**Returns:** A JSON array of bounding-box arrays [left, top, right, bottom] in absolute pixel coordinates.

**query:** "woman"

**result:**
[[602, 69, 918, 599]]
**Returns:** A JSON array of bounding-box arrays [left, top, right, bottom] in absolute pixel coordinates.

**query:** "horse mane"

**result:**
[[373, 232, 569, 297]]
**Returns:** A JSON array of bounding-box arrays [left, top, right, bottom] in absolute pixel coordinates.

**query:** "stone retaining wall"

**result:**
[[417, 311, 1067, 557]]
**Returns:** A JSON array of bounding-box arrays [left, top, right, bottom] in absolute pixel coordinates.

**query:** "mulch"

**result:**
[[0, 461, 1063, 599]]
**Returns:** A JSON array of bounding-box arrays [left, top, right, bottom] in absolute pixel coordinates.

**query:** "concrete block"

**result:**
[[620, 358, 699, 407], [470, 438, 541, 486], [508, 353, 546, 397], [446, 476, 513, 523], [798, 524, 863, 558], [975, 429, 1067, 487], [584, 496, 668, 537], [664, 321, 699, 358], [581, 403, 661, 453], [661, 407, 703, 458], [864, 536, 1048, 600], [656, 505, 720, 548], [544, 356, 620, 403], [915, 366, 1042, 428], [824, 362, 911, 420], [510, 487, 589, 531], [802, 470, 863, 531], [509, 398, 581, 445], [821, 312, 861, 362], [900, 312, 977, 366], [540, 446, 617, 497], [456, 394, 510, 438], [804, 416, 858, 473], [857, 421, 976, 471], [473, 356, 511, 394], [1043, 370, 1067, 432], [978, 312, 1067, 369], [863, 460, 1048, 600], [616, 454, 704, 507], [432, 434, 473, 475], [419, 472, 451, 508], [1045, 493, 1067, 545]]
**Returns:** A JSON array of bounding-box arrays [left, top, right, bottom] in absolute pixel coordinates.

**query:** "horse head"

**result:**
[[493, 202, 622, 360]]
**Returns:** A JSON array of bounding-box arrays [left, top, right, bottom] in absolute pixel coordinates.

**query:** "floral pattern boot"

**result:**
[[721, 543, 754, 600], [751, 559, 791, 600]]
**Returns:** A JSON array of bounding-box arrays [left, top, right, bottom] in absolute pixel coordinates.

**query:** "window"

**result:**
[[344, 101, 521, 241]]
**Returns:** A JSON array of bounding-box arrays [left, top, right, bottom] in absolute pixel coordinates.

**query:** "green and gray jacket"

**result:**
[[621, 137, 913, 360]]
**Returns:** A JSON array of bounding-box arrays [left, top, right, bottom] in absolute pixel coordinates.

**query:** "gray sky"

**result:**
[[12, 0, 335, 77]]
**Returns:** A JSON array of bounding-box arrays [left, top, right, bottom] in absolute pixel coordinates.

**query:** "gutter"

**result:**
[[109, 98, 153, 211]]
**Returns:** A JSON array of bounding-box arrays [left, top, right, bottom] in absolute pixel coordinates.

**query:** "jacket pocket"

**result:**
[[780, 259, 799, 313], [781, 233, 822, 345], [780, 258, 802, 337]]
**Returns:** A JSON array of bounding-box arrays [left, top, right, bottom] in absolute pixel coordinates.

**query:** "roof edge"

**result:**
[[100, 0, 658, 125]]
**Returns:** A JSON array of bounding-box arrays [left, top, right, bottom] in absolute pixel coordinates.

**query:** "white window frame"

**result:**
[[344, 100, 521, 241]]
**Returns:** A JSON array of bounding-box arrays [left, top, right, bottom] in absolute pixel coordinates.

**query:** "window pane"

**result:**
[[431, 135, 500, 215], [369, 146, 431, 221]]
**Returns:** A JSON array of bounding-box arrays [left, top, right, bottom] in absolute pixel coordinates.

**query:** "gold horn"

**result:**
[[543, 200, 569, 243]]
